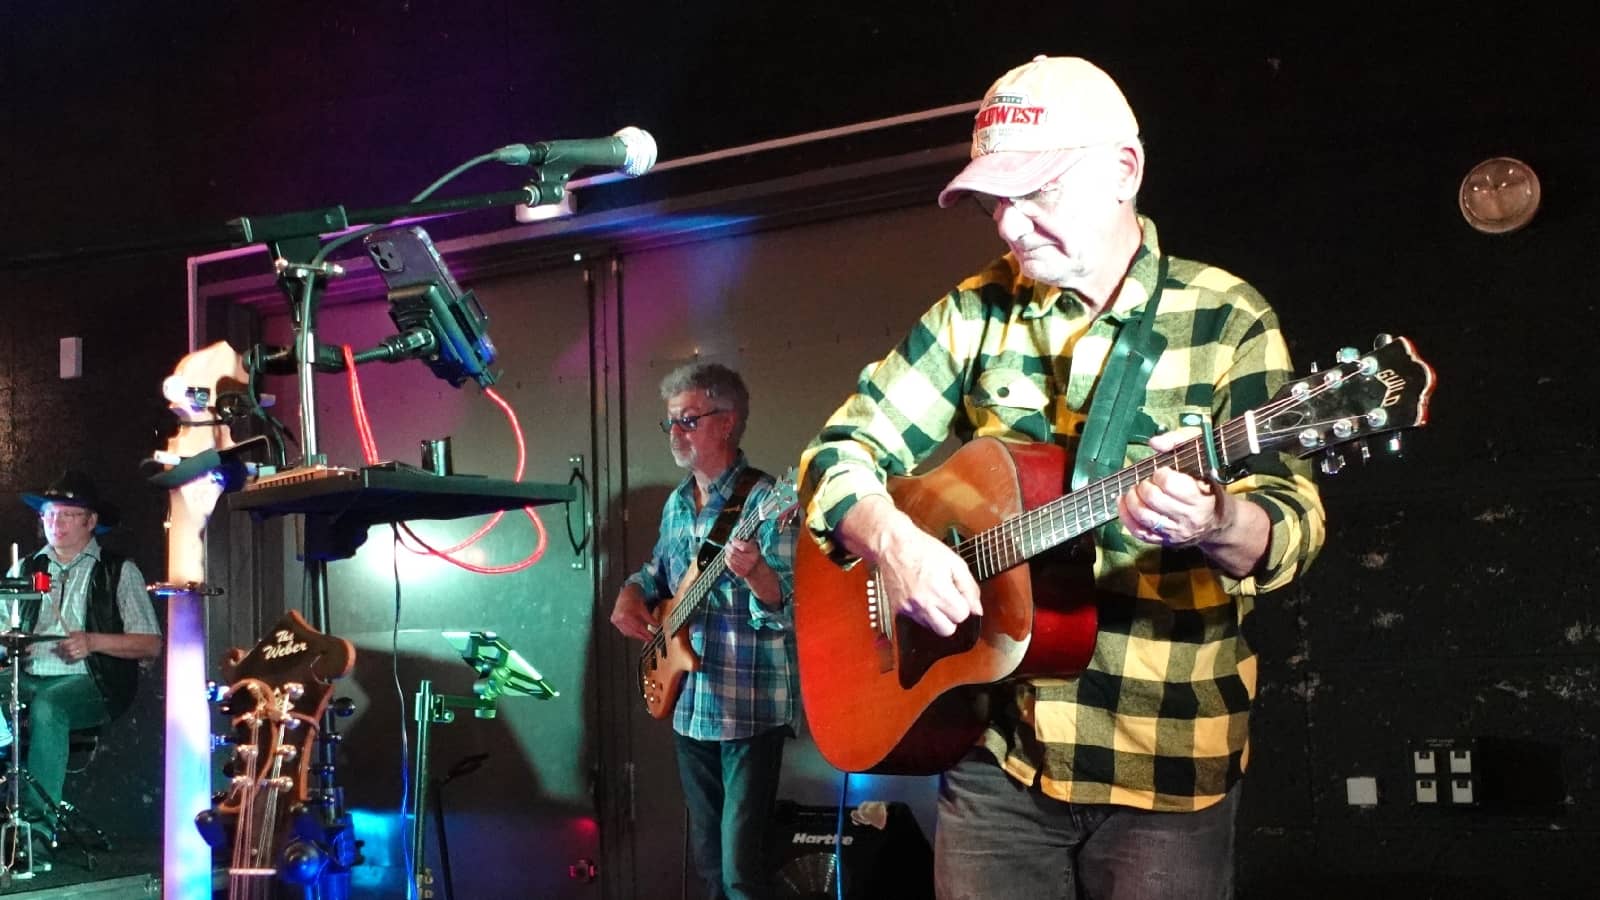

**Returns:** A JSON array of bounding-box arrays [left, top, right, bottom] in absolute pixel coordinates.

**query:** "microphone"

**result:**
[[493, 127, 657, 178]]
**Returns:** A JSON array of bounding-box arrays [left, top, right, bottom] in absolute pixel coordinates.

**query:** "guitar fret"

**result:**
[[957, 387, 1347, 579]]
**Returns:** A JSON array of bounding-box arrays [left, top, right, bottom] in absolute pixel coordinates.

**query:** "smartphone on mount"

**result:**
[[362, 225, 499, 389]]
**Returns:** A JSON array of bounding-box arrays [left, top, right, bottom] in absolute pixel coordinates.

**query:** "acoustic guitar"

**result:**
[[795, 336, 1436, 774], [638, 470, 799, 719], [194, 611, 355, 898]]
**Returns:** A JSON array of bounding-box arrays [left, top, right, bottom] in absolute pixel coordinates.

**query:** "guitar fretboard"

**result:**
[[956, 410, 1266, 579], [640, 490, 783, 662]]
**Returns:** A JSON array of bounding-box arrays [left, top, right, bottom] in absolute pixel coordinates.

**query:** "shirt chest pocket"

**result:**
[[969, 368, 1054, 439]]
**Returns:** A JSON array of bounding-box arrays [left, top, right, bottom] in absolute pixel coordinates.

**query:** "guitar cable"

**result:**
[[340, 346, 550, 574], [390, 525, 418, 900], [834, 772, 849, 900]]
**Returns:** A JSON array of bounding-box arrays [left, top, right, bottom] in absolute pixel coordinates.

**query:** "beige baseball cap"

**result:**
[[938, 56, 1140, 208]]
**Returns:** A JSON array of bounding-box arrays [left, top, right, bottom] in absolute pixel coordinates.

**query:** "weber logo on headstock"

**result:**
[[262, 630, 310, 661]]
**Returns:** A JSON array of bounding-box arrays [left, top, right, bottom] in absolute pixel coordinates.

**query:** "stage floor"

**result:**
[[0, 840, 159, 897]]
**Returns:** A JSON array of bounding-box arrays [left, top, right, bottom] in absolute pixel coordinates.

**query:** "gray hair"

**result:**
[[659, 362, 750, 444]]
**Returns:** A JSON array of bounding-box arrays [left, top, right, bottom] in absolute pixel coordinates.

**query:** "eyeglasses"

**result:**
[[41, 508, 91, 523], [971, 180, 1065, 219], [659, 409, 729, 434]]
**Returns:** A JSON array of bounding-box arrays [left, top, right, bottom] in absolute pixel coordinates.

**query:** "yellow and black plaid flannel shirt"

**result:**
[[800, 217, 1325, 811]]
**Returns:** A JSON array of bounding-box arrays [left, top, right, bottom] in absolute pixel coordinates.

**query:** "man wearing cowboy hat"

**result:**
[[4, 470, 161, 863]]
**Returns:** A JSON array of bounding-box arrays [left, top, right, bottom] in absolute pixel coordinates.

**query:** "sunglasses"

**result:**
[[659, 409, 729, 434]]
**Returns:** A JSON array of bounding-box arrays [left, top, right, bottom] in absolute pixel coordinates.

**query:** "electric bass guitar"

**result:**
[[638, 470, 800, 719], [795, 335, 1436, 774]]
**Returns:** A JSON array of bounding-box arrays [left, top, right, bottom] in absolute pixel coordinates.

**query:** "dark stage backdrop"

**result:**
[[3, 2, 1598, 898]]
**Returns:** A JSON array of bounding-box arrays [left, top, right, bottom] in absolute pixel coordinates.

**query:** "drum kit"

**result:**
[[0, 567, 61, 880]]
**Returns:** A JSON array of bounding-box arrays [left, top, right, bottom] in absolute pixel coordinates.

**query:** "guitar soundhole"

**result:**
[[894, 614, 980, 690]]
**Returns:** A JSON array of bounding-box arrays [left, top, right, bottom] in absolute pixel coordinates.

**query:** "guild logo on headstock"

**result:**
[[262, 629, 309, 660], [1376, 368, 1408, 408]]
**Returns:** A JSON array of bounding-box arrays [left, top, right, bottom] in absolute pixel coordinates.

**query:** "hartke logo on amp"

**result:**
[[790, 831, 855, 846], [768, 801, 932, 900]]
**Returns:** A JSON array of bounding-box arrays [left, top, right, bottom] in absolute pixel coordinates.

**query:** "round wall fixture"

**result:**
[[1458, 156, 1540, 234]]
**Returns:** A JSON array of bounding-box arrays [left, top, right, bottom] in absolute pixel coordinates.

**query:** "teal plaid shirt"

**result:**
[[800, 217, 1325, 810], [626, 453, 798, 741]]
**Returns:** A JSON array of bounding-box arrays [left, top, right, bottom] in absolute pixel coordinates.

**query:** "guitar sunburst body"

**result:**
[[795, 440, 1097, 774], [638, 559, 709, 720]]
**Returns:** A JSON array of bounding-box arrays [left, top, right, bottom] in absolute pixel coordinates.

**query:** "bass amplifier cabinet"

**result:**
[[768, 800, 933, 900]]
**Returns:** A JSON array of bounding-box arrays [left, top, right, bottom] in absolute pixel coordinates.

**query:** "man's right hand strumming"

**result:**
[[609, 585, 658, 643], [837, 494, 983, 638]]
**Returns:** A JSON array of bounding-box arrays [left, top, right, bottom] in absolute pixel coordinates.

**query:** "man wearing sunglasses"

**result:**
[[610, 362, 796, 900], [800, 57, 1324, 898], [4, 470, 162, 873]]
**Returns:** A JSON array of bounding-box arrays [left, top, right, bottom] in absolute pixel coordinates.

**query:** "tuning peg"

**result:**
[[1387, 433, 1404, 455], [206, 681, 230, 703], [1372, 333, 1394, 349], [1319, 448, 1347, 476], [195, 809, 228, 849], [1336, 347, 1360, 364], [331, 697, 357, 717]]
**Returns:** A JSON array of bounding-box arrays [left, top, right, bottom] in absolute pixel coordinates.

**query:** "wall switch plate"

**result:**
[[1345, 776, 1379, 807], [60, 336, 83, 379]]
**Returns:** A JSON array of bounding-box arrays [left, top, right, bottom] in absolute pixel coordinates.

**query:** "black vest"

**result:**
[[21, 550, 141, 721]]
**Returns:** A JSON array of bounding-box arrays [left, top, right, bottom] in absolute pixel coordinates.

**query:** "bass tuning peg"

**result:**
[[1319, 448, 1346, 476]]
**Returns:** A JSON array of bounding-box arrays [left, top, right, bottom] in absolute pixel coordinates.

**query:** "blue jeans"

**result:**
[[674, 726, 788, 900], [934, 750, 1239, 900], [2, 673, 110, 823]]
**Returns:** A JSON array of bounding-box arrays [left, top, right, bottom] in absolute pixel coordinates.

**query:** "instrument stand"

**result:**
[[2, 767, 112, 870], [52, 794, 112, 867], [279, 246, 360, 900], [225, 218, 570, 898], [0, 604, 55, 881], [409, 632, 556, 899]]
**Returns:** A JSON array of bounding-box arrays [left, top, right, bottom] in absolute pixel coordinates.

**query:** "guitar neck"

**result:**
[[660, 503, 769, 637], [962, 414, 1260, 579]]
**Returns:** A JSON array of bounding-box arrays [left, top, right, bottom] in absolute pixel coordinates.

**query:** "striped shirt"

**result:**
[[625, 453, 798, 741], [11, 538, 162, 677], [800, 217, 1325, 811]]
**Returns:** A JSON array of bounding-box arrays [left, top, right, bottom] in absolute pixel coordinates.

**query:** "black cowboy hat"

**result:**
[[21, 469, 121, 533]]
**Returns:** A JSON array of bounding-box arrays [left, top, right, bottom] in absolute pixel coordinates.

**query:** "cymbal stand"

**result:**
[[0, 587, 50, 882]]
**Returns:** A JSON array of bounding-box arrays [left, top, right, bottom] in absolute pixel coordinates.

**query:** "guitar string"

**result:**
[[955, 372, 1364, 578], [972, 372, 1367, 574], [250, 690, 291, 896], [639, 486, 792, 663], [229, 680, 266, 895]]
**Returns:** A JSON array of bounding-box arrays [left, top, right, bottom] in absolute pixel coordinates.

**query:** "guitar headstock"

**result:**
[[1254, 335, 1436, 472], [154, 341, 256, 588], [761, 468, 802, 528], [202, 611, 355, 878], [160, 340, 251, 464]]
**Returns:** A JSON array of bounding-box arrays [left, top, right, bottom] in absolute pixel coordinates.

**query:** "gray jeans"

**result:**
[[934, 750, 1240, 900]]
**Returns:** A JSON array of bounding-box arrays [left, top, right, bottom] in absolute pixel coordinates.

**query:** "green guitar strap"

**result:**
[[1069, 254, 1169, 492], [695, 465, 769, 570]]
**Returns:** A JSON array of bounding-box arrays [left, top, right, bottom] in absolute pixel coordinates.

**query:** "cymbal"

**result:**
[[0, 630, 61, 649]]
